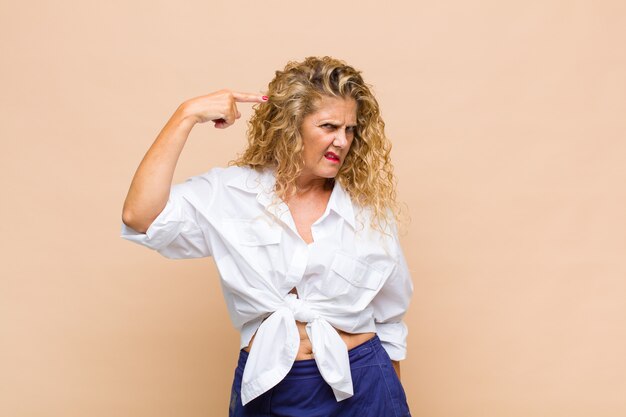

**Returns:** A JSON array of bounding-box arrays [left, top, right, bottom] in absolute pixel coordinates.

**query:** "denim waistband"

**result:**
[[237, 334, 384, 380]]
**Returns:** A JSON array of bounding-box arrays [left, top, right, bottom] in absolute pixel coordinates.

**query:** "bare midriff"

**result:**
[[243, 287, 375, 360], [243, 319, 376, 360]]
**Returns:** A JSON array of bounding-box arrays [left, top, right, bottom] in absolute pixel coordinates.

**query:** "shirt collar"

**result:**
[[226, 166, 355, 229]]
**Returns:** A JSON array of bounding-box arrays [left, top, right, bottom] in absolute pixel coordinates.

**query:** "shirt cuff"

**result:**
[[120, 199, 184, 252], [375, 321, 408, 361]]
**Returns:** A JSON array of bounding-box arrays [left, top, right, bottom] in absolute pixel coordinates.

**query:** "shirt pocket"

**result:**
[[220, 218, 284, 284], [318, 251, 388, 306]]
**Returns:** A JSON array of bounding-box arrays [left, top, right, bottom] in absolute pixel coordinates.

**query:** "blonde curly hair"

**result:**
[[229, 56, 406, 236]]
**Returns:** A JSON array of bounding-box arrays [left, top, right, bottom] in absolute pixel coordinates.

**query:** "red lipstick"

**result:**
[[324, 152, 340, 163]]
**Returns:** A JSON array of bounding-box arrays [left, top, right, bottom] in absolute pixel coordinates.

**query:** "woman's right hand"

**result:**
[[181, 88, 268, 128], [122, 89, 266, 233]]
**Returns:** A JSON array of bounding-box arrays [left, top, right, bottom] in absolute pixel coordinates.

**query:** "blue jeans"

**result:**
[[228, 335, 411, 417]]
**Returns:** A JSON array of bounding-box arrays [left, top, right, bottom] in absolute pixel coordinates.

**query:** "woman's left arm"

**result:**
[[370, 217, 414, 380]]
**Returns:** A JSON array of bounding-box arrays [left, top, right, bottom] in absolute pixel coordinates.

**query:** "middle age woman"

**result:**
[[121, 56, 413, 416]]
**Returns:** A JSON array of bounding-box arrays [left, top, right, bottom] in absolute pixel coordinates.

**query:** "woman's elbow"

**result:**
[[121, 209, 149, 234]]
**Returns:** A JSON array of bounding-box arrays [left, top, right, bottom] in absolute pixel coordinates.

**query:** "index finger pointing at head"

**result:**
[[231, 91, 268, 103]]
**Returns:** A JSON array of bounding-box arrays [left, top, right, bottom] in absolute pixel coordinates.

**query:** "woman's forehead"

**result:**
[[310, 96, 357, 119]]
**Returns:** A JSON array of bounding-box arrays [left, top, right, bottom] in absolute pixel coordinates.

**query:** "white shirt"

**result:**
[[120, 165, 414, 405]]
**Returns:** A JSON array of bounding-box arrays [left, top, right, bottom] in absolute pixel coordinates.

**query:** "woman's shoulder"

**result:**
[[193, 164, 260, 182], [353, 204, 399, 239], [192, 165, 273, 192]]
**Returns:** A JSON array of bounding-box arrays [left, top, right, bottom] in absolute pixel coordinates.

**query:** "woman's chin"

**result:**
[[300, 165, 341, 182]]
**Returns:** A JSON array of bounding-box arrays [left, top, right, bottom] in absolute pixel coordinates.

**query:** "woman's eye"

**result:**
[[321, 124, 356, 134]]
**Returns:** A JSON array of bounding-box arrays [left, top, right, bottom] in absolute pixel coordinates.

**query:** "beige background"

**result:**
[[1, 1, 625, 416]]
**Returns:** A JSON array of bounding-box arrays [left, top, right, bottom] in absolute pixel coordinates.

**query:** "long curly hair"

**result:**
[[229, 56, 405, 236]]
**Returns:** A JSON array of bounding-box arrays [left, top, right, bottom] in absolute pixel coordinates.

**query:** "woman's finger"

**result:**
[[231, 91, 268, 103]]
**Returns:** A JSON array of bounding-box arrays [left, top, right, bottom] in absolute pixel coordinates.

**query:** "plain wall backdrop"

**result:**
[[1, 1, 625, 416]]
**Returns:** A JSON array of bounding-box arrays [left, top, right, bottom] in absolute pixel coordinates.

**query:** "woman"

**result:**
[[121, 56, 413, 416]]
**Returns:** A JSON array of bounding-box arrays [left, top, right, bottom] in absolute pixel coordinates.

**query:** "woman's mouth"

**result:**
[[324, 152, 340, 163]]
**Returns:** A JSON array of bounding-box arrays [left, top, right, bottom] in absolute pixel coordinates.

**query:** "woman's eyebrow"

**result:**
[[320, 120, 358, 127]]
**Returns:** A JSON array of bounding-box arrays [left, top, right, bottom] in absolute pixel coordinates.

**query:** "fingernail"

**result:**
[[262, 96, 268, 101]]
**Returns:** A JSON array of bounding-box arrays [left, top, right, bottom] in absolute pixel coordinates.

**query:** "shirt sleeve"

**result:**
[[371, 220, 414, 361], [120, 170, 218, 259]]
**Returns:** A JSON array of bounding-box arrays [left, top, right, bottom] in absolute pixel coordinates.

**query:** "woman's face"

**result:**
[[298, 95, 358, 182]]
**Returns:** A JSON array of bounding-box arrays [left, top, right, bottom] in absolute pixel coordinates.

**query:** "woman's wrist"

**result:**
[[173, 102, 200, 126]]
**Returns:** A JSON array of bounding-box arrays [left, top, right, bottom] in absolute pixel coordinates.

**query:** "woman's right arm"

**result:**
[[121, 105, 196, 233], [121, 89, 267, 233]]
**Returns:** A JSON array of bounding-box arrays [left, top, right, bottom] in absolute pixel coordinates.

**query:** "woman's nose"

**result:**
[[333, 130, 348, 147]]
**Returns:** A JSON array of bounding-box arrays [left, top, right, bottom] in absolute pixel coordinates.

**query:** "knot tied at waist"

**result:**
[[239, 292, 354, 406], [281, 293, 318, 322]]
